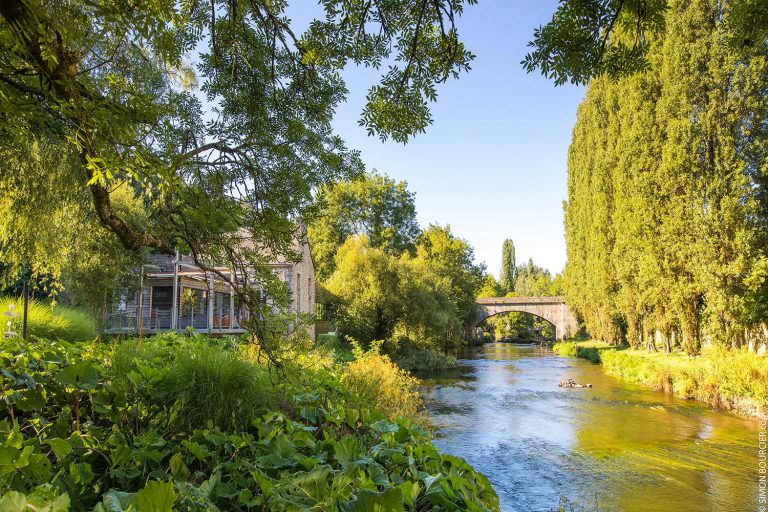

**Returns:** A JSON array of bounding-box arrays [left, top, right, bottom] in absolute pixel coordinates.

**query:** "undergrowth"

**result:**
[[0, 334, 499, 511]]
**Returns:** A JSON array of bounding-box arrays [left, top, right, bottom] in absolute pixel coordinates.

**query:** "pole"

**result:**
[[171, 250, 179, 331], [22, 281, 29, 340], [137, 266, 144, 336]]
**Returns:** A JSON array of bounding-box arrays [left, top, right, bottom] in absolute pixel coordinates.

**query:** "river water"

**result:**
[[420, 343, 760, 512]]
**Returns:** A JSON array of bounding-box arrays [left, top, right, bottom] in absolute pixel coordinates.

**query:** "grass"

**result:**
[[0, 297, 95, 341], [158, 344, 276, 431], [553, 340, 768, 417], [552, 340, 608, 363]]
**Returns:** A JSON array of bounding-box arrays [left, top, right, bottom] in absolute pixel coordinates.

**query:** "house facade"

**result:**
[[104, 231, 315, 339]]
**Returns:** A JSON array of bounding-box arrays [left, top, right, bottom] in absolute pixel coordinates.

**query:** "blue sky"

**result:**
[[289, 1, 584, 276]]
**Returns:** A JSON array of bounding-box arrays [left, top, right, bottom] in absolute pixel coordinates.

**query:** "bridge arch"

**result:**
[[472, 296, 579, 341]]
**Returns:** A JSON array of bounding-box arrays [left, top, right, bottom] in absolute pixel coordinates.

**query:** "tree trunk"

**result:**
[[680, 303, 700, 355]]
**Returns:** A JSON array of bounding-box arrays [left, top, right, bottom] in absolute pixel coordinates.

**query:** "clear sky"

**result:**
[[289, 1, 584, 276]]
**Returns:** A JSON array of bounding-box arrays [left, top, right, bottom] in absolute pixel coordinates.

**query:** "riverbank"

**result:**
[[0, 334, 498, 510], [553, 341, 768, 418]]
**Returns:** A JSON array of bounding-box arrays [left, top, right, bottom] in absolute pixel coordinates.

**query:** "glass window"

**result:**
[[296, 273, 301, 313]]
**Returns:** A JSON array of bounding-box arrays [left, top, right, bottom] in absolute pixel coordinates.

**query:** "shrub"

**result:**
[[0, 297, 95, 341], [341, 340, 422, 419], [390, 345, 457, 372], [552, 341, 578, 357], [158, 345, 276, 431]]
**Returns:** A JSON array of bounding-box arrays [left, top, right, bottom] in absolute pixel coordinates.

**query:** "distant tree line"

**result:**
[[309, 173, 485, 355]]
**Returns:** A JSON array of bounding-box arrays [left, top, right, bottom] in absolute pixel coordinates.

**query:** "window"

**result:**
[[296, 273, 301, 313], [308, 277, 312, 313]]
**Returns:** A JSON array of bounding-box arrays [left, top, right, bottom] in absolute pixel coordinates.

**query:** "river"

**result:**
[[420, 343, 760, 512]]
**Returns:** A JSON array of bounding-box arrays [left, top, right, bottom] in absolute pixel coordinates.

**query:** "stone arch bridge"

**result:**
[[472, 296, 579, 341]]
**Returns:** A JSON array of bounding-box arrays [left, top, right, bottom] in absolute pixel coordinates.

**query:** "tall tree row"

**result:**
[[565, 0, 768, 353]]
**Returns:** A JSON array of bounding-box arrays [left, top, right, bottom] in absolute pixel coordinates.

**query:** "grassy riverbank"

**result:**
[[553, 341, 768, 418]]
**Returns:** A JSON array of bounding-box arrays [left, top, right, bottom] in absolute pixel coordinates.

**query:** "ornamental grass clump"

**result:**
[[341, 340, 421, 419], [159, 345, 276, 431], [0, 298, 95, 341]]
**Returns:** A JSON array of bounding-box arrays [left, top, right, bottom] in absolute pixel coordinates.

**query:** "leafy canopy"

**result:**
[[0, 0, 476, 350], [524, 0, 767, 85], [309, 172, 420, 279]]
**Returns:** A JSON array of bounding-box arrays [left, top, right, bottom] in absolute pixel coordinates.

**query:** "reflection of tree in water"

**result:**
[[572, 385, 756, 512]]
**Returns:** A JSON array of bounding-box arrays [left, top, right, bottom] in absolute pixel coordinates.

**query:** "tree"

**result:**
[[308, 172, 420, 279], [324, 236, 403, 342], [500, 239, 516, 293], [563, 0, 768, 353], [525, 0, 767, 86], [0, 0, 477, 355], [477, 275, 504, 298], [411, 224, 485, 327], [325, 225, 483, 353], [0, 137, 145, 327], [514, 259, 562, 297]]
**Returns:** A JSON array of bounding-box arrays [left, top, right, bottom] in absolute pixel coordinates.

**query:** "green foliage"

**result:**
[[0, 298, 94, 342], [477, 275, 504, 299], [389, 345, 457, 373], [564, 0, 768, 352], [513, 259, 563, 297], [325, 236, 402, 342], [524, 0, 766, 86], [0, 334, 499, 511], [325, 225, 483, 355], [552, 341, 603, 364], [341, 341, 422, 420], [559, 341, 768, 416], [500, 239, 516, 293], [158, 346, 276, 431], [309, 172, 420, 280]]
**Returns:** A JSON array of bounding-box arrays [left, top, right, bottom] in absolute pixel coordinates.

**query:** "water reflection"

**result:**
[[420, 343, 758, 512]]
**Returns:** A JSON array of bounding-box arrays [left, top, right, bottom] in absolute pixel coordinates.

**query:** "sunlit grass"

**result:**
[[0, 297, 95, 341], [554, 339, 768, 415]]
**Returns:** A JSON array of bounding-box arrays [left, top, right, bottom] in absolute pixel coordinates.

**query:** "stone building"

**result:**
[[104, 228, 315, 340]]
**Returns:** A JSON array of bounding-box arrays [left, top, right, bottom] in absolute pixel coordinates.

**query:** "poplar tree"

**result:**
[[500, 239, 516, 293], [564, 0, 768, 353]]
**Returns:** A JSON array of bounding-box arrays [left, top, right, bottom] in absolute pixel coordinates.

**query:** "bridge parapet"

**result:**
[[477, 296, 567, 305], [473, 296, 578, 341]]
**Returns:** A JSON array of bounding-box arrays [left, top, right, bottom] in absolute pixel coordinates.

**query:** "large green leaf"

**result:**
[[289, 465, 333, 502], [333, 435, 358, 465], [45, 438, 71, 460], [133, 481, 176, 512], [0, 491, 27, 512], [57, 362, 99, 389], [101, 489, 136, 512], [341, 487, 405, 512]]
